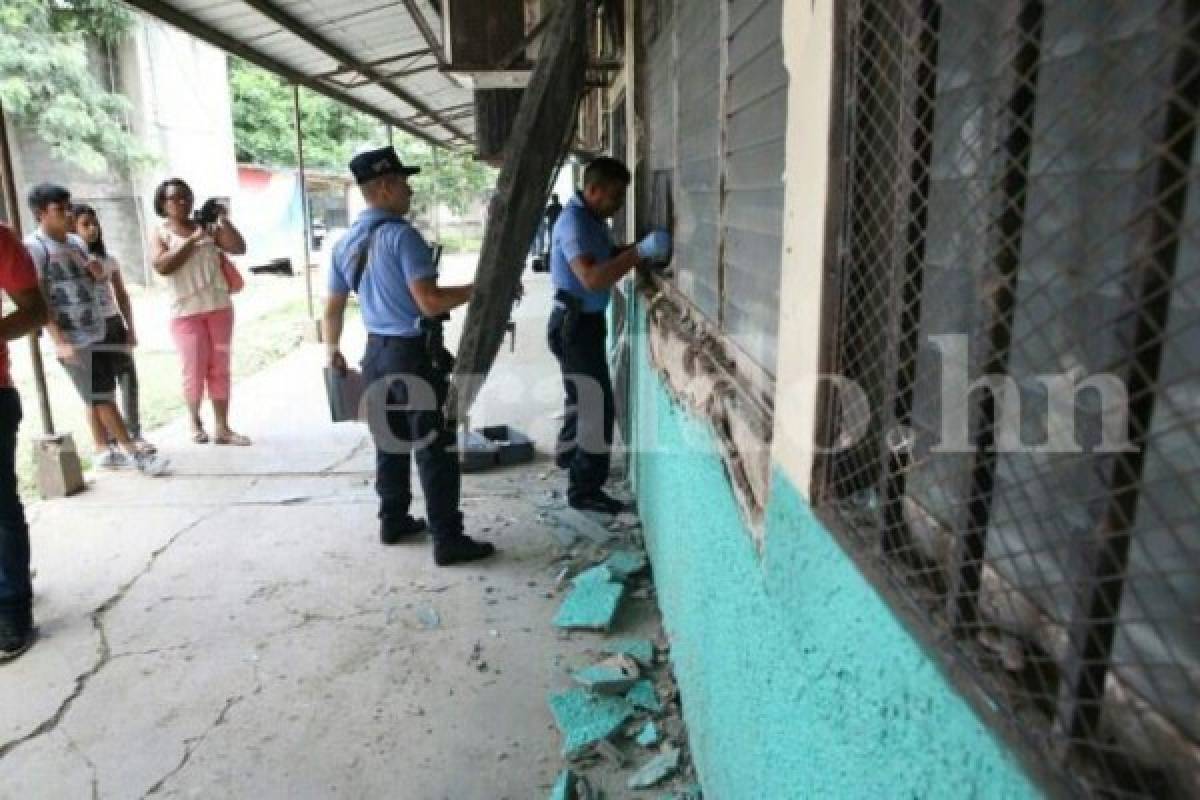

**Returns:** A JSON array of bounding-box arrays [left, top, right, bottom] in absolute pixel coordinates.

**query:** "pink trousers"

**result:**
[[170, 307, 234, 405]]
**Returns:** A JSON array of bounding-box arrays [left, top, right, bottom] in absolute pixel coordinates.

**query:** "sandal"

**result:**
[[192, 429, 210, 444], [133, 436, 158, 455], [214, 432, 252, 446]]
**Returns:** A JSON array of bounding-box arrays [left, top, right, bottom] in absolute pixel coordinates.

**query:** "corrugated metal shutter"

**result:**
[[720, 0, 788, 372], [674, 0, 722, 320]]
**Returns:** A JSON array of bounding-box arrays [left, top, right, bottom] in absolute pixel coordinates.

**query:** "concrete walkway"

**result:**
[[0, 268, 664, 799]]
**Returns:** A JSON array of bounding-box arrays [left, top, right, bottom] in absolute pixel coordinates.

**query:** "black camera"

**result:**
[[192, 198, 225, 227]]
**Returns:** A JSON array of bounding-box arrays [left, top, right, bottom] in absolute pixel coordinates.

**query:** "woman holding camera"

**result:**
[[149, 178, 251, 446]]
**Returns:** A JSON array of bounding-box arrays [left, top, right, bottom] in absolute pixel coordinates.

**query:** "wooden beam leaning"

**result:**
[[447, 0, 590, 420]]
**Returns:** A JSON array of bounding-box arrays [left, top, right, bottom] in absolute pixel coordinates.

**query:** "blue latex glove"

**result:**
[[636, 229, 672, 262]]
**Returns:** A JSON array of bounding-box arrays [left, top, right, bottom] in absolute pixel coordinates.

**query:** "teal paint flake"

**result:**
[[573, 662, 638, 694], [601, 637, 655, 666], [628, 746, 680, 789], [549, 769, 574, 800], [554, 567, 625, 631], [603, 549, 649, 580], [636, 721, 662, 746], [548, 688, 635, 756], [626, 679, 664, 713]]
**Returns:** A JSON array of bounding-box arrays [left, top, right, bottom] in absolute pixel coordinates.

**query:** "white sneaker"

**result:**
[[134, 452, 170, 477], [96, 449, 131, 470]]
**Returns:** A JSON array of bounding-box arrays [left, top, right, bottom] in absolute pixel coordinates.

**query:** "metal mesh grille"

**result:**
[[818, 1, 1200, 796]]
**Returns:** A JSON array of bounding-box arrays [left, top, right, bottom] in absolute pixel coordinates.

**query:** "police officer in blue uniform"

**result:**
[[324, 146, 495, 566], [549, 157, 671, 514]]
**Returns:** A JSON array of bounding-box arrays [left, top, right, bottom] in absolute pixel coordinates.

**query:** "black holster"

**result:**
[[420, 314, 455, 374], [554, 289, 583, 341]]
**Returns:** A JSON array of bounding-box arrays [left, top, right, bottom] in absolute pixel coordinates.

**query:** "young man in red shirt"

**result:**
[[0, 223, 48, 662]]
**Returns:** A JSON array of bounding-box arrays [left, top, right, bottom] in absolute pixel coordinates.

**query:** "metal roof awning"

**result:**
[[122, 0, 475, 149]]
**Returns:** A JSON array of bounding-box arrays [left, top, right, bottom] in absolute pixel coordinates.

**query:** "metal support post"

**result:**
[[0, 101, 54, 435], [292, 85, 320, 341]]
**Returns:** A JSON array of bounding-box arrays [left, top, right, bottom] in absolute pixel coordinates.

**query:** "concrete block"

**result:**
[[636, 721, 661, 747], [601, 638, 655, 667], [547, 688, 634, 757], [628, 746, 680, 790], [573, 654, 639, 695], [549, 769, 575, 800], [602, 549, 648, 581], [33, 434, 84, 498], [553, 566, 625, 631], [626, 680, 663, 713]]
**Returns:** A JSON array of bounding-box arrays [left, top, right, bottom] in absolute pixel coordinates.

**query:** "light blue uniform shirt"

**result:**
[[329, 209, 435, 337], [550, 191, 615, 313]]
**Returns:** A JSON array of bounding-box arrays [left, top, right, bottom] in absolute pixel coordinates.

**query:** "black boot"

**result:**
[[0, 612, 35, 664], [568, 489, 630, 515], [433, 534, 496, 566], [381, 515, 428, 545]]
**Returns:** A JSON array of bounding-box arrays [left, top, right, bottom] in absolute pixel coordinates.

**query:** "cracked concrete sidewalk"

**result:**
[[0, 269, 661, 799]]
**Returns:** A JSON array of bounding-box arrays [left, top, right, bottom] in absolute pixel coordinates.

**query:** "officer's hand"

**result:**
[[329, 350, 348, 375], [636, 229, 672, 263]]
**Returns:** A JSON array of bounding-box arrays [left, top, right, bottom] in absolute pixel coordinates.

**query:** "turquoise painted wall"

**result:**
[[628, 308, 1041, 799]]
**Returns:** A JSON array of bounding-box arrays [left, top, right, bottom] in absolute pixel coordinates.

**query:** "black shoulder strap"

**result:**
[[350, 219, 396, 294]]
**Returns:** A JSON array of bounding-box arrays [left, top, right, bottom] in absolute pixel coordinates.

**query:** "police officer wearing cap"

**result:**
[[549, 157, 671, 514], [324, 146, 495, 566]]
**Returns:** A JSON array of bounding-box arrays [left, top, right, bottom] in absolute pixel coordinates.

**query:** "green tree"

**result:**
[[229, 58, 495, 215], [0, 0, 152, 173]]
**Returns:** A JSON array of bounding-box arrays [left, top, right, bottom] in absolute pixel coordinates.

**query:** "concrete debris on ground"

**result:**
[[626, 679, 664, 713], [628, 746, 681, 790], [601, 549, 648, 580], [572, 654, 640, 695], [601, 637, 655, 666], [553, 566, 626, 631], [539, 500, 701, 799], [547, 688, 635, 756], [636, 721, 662, 747]]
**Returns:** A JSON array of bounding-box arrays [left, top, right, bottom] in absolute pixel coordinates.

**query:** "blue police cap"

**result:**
[[349, 146, 421, 185]]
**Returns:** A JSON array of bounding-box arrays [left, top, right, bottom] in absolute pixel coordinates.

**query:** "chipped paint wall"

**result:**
[[628, 302, 1039, 798], [622, 1, 1039, 795]]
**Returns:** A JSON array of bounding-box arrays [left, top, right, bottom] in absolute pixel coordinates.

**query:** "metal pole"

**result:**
[[431, 144, 441, 243], [387, 124, 394, 147], [0, 101, 54, 435], [292, 85, 314, 323]]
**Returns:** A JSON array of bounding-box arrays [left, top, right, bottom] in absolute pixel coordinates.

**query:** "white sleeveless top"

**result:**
[[158, 226, 231, 318]]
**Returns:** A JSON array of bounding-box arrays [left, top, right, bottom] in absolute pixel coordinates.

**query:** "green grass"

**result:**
[[438, 231, 484, 254], [13, 296, 323, 501]]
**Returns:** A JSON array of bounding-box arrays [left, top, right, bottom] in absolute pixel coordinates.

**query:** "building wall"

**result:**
[[7, 17, 238, 286], [628, 292, 1038, 799], [625, 1, 1040, 795]]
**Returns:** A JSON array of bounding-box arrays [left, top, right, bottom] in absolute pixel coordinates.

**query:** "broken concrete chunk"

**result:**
[[636, 721, 662, 747], [626, 680, 664, 713], [553, 567, 625, 631], [601, 637, 655, 666], [628, 746, 680, 789], [573, 654, 640, 695], [549, 769, 575, 800], [549, 508, 619, 545], [602, 549, 648, 581], [548, 688, 635, 757], [416, 606, 440, 629]]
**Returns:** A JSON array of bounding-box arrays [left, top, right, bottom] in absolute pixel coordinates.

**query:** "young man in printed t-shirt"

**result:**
[[0, 223, 47, 662], [24, 184, 167, 476]]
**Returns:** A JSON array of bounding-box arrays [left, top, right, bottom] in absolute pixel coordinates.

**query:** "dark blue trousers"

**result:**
[[547, 308, 614, 503], [0, 389, 31, 626], [361, 335, 463, 539]]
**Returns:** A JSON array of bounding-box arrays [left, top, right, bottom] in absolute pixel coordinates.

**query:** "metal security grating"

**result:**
[[816, 1, 1200, 796]]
